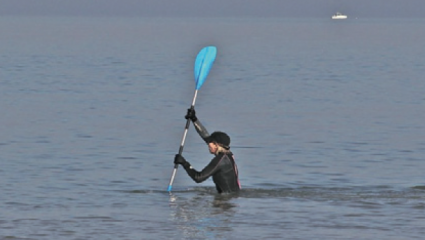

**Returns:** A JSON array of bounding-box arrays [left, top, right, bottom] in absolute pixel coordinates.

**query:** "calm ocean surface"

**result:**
[[1, 16, 424, 239]]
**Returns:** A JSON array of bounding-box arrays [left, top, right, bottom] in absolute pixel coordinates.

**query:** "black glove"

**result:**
[[174, 154, 187, 165], [185, 108, 197, 122]]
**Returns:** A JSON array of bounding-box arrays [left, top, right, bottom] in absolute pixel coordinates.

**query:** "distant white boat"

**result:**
[[331, 12, 348, 20]]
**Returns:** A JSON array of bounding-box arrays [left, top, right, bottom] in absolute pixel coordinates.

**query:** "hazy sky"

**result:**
[[1, 0, 425, 18]]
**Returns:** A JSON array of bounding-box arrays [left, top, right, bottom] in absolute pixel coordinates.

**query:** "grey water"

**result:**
[[1, 16, 425, 239]]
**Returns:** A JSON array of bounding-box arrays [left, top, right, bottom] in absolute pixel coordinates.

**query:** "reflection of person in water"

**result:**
[[174, 108, 241, 194], [170, 194, 237, 239], [169, 192, 237, 239]]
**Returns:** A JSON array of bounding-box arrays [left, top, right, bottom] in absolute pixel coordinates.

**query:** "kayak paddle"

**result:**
[[167, 46, 217, 192]]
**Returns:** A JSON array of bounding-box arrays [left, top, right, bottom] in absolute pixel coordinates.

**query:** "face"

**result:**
[[208, 142, 218, 154]]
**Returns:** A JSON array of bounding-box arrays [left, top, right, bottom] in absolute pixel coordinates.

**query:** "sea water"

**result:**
[[1, 16, 424, 239]]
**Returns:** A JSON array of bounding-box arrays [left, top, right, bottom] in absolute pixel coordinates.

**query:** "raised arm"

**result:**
[[193, 119, 210, 143], [185, 108, 210, 143]]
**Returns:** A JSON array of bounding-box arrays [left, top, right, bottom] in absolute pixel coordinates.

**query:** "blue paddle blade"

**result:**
[[194, 46, 217, 90]]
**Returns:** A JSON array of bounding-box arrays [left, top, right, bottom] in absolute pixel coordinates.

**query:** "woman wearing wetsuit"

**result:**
[[174, 108, 241, 194]]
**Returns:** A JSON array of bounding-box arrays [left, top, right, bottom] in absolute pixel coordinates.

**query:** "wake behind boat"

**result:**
[[332, 12, 348, 20]]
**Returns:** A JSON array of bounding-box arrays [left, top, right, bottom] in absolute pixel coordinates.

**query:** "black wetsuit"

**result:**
[[180, 119, 241, 193]]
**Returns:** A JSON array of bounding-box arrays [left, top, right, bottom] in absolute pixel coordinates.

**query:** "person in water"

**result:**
[[174, 108, 241, 194]]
